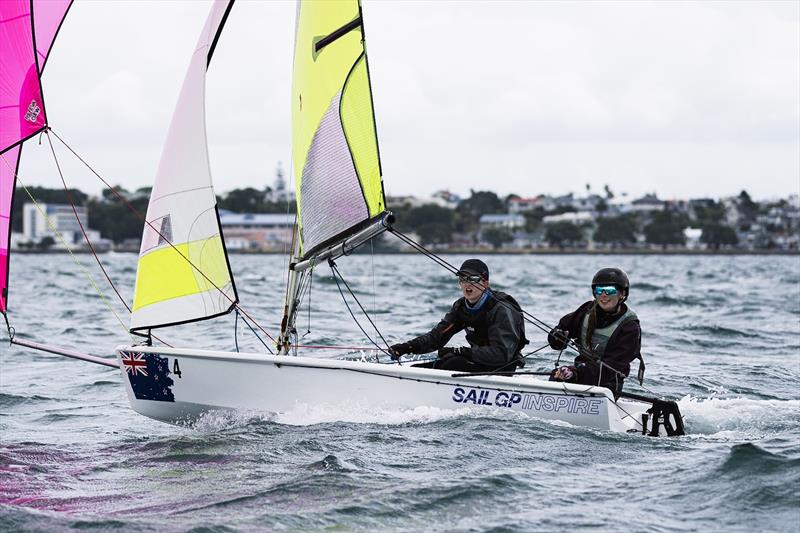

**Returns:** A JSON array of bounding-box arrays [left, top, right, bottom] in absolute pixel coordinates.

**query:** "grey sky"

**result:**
[[19, 0, 800, 201]]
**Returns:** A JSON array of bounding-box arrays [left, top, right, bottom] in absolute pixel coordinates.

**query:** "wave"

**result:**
[[186, 402, 530, 432], [719, 442, 800, 474], [0, 393, 51, 408], [679, 396, 800, 437], [684, 324, 752, 338]]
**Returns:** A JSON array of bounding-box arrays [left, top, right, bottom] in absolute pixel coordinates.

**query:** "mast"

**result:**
[[279, 0, 391, 352]]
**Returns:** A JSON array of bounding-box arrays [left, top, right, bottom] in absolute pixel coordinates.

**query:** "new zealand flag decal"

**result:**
[[120, 351, 175, 402]]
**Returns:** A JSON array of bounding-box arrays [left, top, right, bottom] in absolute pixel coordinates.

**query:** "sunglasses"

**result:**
[[593, 285, 619, 297], [458, 275, 484, 284]]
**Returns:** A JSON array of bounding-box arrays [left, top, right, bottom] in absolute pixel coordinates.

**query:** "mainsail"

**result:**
[[0, 0, 73, 314], [291, 0, 386, 260], [129, 0, 237, 332]]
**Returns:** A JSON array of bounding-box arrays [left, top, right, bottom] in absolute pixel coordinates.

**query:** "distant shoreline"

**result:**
[[12, 248, 799, 256]]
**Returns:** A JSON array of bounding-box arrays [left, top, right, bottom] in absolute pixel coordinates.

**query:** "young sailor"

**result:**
[[389, 259, 527, 373], [548, 267, 642, 397]]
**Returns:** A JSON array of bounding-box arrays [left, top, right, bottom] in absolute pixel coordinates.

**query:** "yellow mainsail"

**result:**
[[291, 0, 385, 258]]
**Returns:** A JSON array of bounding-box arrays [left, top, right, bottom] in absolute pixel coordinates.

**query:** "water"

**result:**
[[2, 253, 799, 531]]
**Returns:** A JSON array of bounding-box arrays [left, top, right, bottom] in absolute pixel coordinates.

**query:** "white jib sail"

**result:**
[[130, 0, 237, 332]]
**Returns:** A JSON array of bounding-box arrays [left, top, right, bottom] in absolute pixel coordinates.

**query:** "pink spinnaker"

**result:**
[[0, 0, 72, 313]]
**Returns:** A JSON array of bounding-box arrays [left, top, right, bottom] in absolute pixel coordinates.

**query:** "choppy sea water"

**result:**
[[1, 253, 798, 532]]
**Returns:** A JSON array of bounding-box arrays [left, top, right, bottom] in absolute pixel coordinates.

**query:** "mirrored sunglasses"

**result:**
[[458, 275, 483, 284], [593, 285, 618, 297]]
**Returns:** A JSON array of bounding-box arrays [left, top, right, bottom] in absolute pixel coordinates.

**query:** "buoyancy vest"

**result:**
[[580, 306, 638, 358], [580, 305, 645, 384], [454, 291, 529, 358]]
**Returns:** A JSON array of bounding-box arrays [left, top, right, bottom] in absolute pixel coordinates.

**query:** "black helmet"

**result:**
[[458, 258, 489, 280], [591, 267, 630, 298]]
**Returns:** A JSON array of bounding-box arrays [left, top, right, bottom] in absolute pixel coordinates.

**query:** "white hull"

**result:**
[[116, 345, 664, 435]]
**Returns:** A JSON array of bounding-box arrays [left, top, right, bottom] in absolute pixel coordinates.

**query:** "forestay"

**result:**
[[130, 0, 237, 332], [0, 0, 73, 315], [291, 0, 385, 259]]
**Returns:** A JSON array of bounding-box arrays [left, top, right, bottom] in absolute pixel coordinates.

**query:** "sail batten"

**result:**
[[129, 0, 237, 332], [292, 0, 385, 260]]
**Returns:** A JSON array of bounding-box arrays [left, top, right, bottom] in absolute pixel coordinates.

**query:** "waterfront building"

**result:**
[[218, 211, 294, 251], [20, 203, 106, 250]]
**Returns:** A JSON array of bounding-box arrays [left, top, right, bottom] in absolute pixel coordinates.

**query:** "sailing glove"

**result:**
[[389, 342, 411, 360], [548, 328, 570, 350], [549, 365, 578, 383]]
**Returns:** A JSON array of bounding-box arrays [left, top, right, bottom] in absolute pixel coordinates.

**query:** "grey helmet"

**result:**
[[591, 267, 630, 300]]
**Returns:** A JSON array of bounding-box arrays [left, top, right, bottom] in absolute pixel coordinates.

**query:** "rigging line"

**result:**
[[390, 228, 554, 333], [44, 130, 131, 314], [389, 227, 614, 366], [554, 381, 647, 432], [329, 260, 392, 350], [306, 266, 313, 334], [238, 311, 274, 354], [291, 343, 380, 351], [370, 239, 377, 340], [522, 342, 552, 358], [390, 233, 641, 388], [41, 132, 177, 347], [12, 177, 131, 339], [389, 229, 458, 274], [47, 128, 277, 343], [234, 308, 240, 353], [283, 214, 299, 305], [2, 313, 14, 340], [328, 260, 390, 359]]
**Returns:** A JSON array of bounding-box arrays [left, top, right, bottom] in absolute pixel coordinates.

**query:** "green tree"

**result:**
[[594, 216, 637, 245], [217, 187, 295, 213], [37, 236, 55, 250], [395, 203, 454, 245], [504, 193, 520, 208], [218, 187, 267, 212], [693, 200, 725, 224], [738, 189, 758, 221], [700, 223, 739, 248], [482, 227, 513, 249], [102, 185, 129, 202], [87, 192, 151, 244], [644, 211, 686, 246], [523, 207, 546, 232], [456, 190, 504, 230], [545, 222, 584, 248]]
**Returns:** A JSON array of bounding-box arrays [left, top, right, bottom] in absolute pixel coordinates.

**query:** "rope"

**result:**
[[45, 130, 133, 314], [2, 312, 14, 341], [47, 128, 277, 344], [328, 259, 391, 359], [389, 227, 633, 382], [305, 267, 313, 335], [9, 175, 131, 339], [238, 311, 274, 354], [234, 309, 240, 352]]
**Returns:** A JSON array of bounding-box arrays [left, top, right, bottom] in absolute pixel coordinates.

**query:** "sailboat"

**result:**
[[1, 0, 684, 436]]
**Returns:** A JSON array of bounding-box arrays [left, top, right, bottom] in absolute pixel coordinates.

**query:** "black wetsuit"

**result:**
[[405, 291, 527, 373], [548, 301, 641, 394]]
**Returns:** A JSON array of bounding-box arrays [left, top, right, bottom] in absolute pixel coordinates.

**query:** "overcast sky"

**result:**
[[18, 0, 800, 201]]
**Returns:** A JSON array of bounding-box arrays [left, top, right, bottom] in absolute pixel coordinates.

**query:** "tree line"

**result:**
[[11, 185, 293, 244], [12, 185, 776, 249]]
